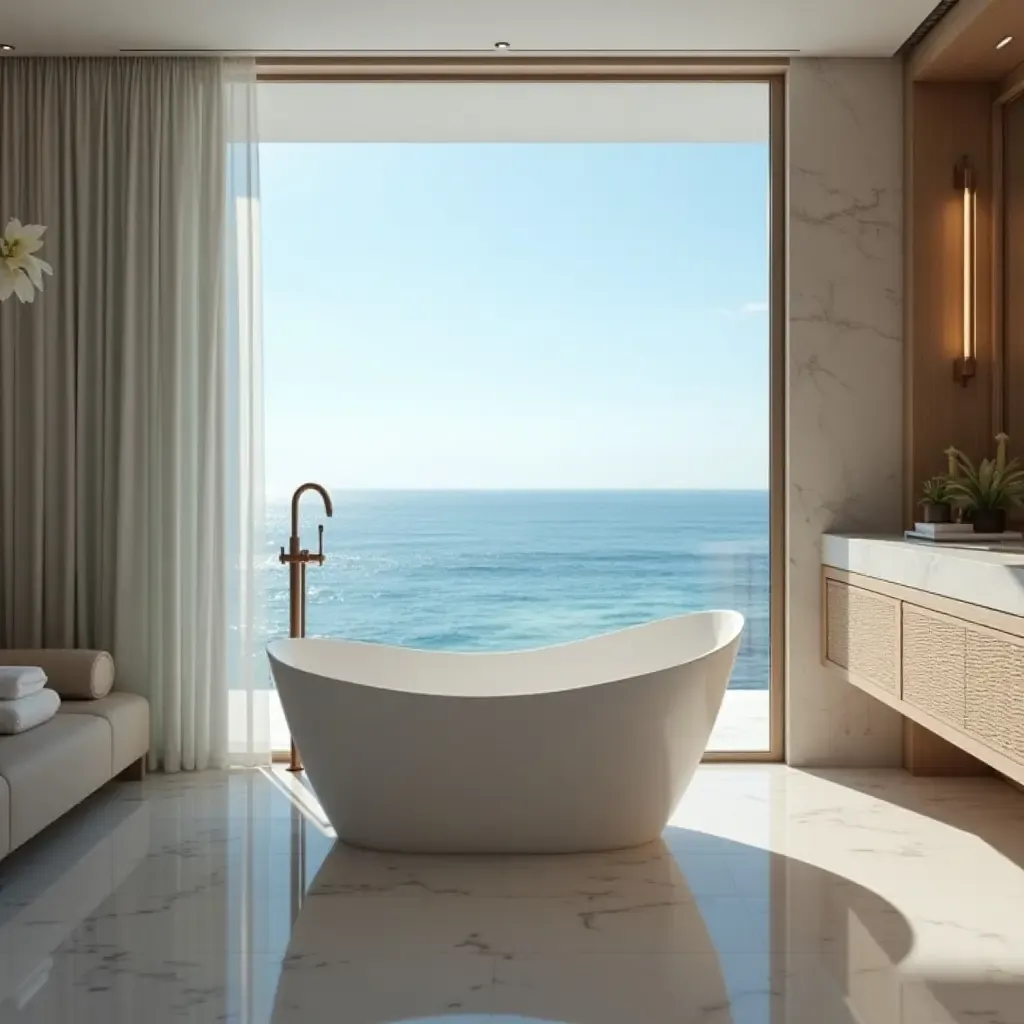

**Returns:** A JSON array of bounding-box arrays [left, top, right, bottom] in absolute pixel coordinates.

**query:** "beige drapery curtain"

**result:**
[[0, 57, 269, 770]]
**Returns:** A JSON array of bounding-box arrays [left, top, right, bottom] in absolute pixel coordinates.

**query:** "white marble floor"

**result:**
[[0, 765, 1023, 1023]]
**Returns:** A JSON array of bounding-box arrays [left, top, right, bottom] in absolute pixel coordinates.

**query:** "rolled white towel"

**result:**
[[0, 666, 47, 701], [0, 688, 60, 735]]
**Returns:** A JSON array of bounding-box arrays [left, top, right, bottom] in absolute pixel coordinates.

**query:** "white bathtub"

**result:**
[[267, 610, 744, 854]]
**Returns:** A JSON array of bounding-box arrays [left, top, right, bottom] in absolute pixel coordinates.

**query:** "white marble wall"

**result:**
[[787, 59, 905, 766]]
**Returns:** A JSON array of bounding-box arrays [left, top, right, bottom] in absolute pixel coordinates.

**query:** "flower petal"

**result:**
[[22, 257, 42, 290], [16, 225, 46, 255], [12, 271, 35, 303]]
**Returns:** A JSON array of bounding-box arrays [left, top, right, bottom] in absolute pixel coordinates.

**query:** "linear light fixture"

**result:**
[[954, 156, 977, 387], [997, 35, 1014, 50]]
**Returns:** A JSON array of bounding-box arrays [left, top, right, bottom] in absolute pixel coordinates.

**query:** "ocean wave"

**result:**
[[258, 491, 772, 685]]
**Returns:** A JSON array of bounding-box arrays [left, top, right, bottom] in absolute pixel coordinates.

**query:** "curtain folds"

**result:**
[[224, 63, 271, 767], [0, 57, 269, 770]]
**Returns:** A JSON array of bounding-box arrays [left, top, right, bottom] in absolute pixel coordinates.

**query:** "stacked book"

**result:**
[[905, 522, 1023, 543]]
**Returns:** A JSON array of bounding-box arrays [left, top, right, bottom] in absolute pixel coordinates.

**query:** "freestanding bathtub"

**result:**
[[267, 610, 744, 854]]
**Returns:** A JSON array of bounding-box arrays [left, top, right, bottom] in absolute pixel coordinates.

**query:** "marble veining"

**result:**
[[788, 58, 906, 766], [0, 766, 1021, 1022]]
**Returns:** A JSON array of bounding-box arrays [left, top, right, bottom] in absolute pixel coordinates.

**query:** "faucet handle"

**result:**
[[316, 523, 325, 564], [278, 545, 286, 564]]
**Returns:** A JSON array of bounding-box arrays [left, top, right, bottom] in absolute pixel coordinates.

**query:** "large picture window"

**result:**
[[257, 80, 781, 756]]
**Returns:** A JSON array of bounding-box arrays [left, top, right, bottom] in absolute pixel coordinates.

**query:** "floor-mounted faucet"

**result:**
[[279, 482, 334, 772]]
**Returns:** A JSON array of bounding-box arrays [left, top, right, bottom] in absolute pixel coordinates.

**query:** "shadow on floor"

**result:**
[[804, 767, 1024, 869], [801, 768, 1024, 1024]]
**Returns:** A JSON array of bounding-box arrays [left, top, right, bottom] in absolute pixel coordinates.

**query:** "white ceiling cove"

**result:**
[[3, 0, 940, 58]]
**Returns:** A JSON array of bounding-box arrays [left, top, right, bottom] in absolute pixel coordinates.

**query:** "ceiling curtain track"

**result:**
[[254, 55, 788, 83]]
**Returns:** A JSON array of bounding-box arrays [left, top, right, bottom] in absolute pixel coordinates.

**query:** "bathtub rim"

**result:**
[[267, 609, 745, 700]]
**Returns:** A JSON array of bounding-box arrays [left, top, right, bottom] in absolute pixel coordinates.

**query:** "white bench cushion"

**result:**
[[58, 693, 150, 776], [0, 716, 110, 850]]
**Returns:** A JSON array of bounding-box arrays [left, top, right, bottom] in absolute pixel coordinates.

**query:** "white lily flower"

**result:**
[[0, 217, 53, 304]]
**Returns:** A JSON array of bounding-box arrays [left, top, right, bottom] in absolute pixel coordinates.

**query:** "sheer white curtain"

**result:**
[[224, 62, 271, 767], [0, 57, 269, 769]]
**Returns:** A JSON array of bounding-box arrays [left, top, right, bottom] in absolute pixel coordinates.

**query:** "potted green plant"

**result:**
[[919, 476, 954, 523], [946, 434, 1024, 534]]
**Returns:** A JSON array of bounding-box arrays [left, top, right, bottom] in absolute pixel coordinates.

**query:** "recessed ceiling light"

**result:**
[[0, 44, 15, 52], [997, 35, 1014, 50], [494, 41, 511, 50]]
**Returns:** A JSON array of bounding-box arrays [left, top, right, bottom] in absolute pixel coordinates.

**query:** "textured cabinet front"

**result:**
[[902, 606, 967, 729], [825, 580, 900, 694], [965, 628, 1024, 763]]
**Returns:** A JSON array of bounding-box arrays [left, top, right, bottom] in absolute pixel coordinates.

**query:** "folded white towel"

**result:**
[[0, 688, 60, 734], [0, 666, 48, 701]]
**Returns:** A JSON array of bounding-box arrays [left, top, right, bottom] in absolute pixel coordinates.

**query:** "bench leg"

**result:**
[[119, 755, 148, 782]]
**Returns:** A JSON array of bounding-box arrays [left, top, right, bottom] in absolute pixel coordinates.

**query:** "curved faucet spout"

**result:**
[[290, 482, 334, 537], [282, 481, 334, 775]]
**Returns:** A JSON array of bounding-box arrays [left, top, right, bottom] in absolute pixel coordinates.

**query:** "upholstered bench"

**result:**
[[0, 650, 150, 861]]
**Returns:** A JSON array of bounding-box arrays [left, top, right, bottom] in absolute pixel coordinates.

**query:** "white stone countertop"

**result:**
[[822, 534, 1024, 618]]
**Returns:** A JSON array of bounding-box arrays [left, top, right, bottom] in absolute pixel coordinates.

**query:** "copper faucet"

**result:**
[[279, 482, 334, 772]]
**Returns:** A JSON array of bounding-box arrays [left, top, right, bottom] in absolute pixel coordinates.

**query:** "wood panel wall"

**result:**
[[902, 73, 1024, 774], [1004, 94, 1024, 445], [900, 1, 1024, 775], [905, 80, 999, 526]]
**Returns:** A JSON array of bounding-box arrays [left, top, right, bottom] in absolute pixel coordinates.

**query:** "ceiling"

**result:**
[[911, 0, 1024, 80], [1, 0, 942, 58]]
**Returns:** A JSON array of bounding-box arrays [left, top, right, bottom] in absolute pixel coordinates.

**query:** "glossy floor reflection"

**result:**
[[0, 766, 1023, 1022]]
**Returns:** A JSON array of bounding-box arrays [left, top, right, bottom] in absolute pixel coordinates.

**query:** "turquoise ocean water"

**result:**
[[265, 490, 770, 690]]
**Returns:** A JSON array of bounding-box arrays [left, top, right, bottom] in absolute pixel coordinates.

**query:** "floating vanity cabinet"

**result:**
[[964, 626, 1024, 761], [821, 558, 1024, 787], [824, 579, 900, 696], [901, 606, 967, 731]]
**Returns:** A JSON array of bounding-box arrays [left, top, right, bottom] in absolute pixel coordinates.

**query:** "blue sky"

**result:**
[[260, 142, 769, 496]]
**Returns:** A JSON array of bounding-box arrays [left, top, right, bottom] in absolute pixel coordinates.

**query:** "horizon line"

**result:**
[[266, 486, 770, 498]]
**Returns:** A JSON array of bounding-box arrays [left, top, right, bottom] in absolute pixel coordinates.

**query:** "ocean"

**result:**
[[264, 490, 770, 690]]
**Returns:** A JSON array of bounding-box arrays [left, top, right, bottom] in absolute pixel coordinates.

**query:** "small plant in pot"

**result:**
[[946, 434, 1024, 534], [919, 476, 954, 523]]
